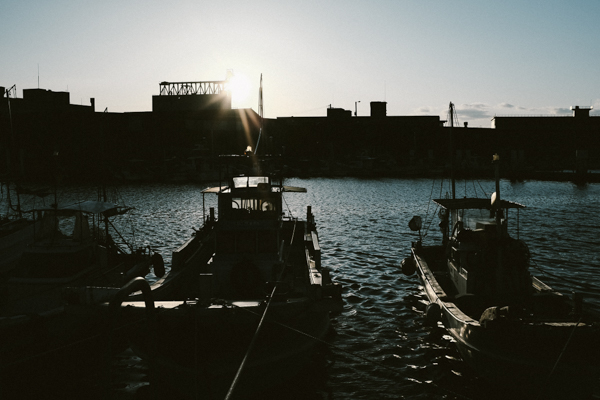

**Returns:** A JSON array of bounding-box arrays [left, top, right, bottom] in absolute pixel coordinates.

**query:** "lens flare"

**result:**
[[226, 73, 251, 107]]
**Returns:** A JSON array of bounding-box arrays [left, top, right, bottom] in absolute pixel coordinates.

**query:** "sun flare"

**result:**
[[226, 73, 252, 106]]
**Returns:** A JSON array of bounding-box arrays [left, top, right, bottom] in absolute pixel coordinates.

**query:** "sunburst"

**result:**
[[225, 72, 251, 107]]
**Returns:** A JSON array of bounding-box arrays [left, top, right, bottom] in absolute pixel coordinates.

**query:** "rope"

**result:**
[[194, 294, 200, 399], [441, 174, 447, 199], [420, 178, 437, 239], [224, 218, 298, 400], [421, 205, 440, 241], [476, 179, 489, 198], [229, 301, 473, 400], [282, 192, 294, 219], [535, 315, 584, 400], [530, 259, 598, 291]]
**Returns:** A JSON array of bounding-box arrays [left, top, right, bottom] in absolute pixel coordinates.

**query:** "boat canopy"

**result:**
[[281, 185, 306, 193], [36, 201, 132, 217], [202, 186, 228, 194], [62, 200, 132, 215], [434, 198, 525, 210], [232, 176, 268, 188], [201, 184, 306, 194]]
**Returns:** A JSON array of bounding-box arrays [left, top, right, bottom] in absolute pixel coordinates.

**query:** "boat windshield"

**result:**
[[232, 176, 269, 189], [455, 209, 497, 231]]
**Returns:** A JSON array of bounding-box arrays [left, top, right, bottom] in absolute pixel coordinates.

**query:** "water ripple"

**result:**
[[5, 178, 597, 398]]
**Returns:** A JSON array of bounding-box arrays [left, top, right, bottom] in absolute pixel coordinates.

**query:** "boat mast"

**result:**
[[101, 108, 110, 242], [492, 153, 502, 236], [4, 85, 22, 219], [448, 102, 456, 200], [493, 153, 501, 203], [254, 74, 263, 155]]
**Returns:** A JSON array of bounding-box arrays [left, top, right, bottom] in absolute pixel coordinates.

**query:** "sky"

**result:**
[[2, 0, 600, 128]]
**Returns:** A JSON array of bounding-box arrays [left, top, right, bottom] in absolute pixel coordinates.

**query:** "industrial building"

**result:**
[[492, 106, 600, 176], [0, 78, 261, 182], [2, 77, 599, 182]]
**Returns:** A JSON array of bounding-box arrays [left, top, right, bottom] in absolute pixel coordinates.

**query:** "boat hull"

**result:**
[[123, 297, 332, 399], [412, 245, 600, 397]]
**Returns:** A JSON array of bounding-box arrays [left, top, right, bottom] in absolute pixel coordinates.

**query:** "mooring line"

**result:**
[[530, 258, 598, 291], [223, 218, 298, 400], [535, 315, 584, 400], [229, 302, 473, 400]]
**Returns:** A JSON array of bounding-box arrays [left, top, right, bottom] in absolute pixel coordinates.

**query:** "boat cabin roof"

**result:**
[[202, 176, 306, 194], [434, 198, 525, 210], [38, 200, 131, 216]]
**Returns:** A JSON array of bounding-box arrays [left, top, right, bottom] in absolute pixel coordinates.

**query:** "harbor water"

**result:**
[[4, 178, 600, 399]]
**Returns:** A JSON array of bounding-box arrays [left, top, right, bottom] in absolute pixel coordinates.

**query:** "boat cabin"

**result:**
[[201, 176, 307, 299], [207, 176, 286, 256], [9, 201, 129, 283], [436, 198, 531, 306], [218, 176, 283, 221]]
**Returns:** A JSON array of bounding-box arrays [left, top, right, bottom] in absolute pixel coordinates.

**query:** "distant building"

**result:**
[[270, 102, 444, 176], [107, 78, 261, 181], [1, 86, 95, 113], [0, 85, 96, 180], [326, 106, 351, 119], [5, 76, 598, 182], [492, 106, 600, 173], [370, 101, 387, 118], [0, 79, 260, 182]]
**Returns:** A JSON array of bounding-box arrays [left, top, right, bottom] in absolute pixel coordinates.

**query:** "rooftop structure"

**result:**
[[159, 81, 227, 96], [571, 105, 593, 118], [153, 79, 232, 112]]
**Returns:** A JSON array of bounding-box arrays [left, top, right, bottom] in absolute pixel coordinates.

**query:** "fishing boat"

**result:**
[[111, 155, 343, 399], [0, 200, 163, 393], [0, 183, 56, 274], [401, 104, 600, 398]]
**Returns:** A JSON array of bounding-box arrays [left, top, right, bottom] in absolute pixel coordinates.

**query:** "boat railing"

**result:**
[[172, 225, 215, 270], [305, 247, 323, 299], [305, 230, 321, 269]]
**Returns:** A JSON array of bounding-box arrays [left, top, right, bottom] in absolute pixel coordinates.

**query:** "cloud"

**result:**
[[416, 106, 431, 113], [494, 104, 572, 116], [460, 103, 487, 110], [497, 103, 527, 111], [549, 107, 571, 115], [455, 103, 492, 120], [517, 106, 595, 116]]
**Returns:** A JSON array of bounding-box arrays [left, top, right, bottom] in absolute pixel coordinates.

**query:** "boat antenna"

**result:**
[[254, 74, 263, 154]]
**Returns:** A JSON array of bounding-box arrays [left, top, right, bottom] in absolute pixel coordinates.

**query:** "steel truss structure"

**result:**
[[159, 81, 228, 96]]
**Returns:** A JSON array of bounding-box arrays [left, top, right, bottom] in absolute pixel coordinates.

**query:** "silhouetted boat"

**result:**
[[401, 108, 600, 397], [0, 183, 56, 274], [112, 156, 343, 399], [0, 216, 44, 274], [0, 200, 162, 388]]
